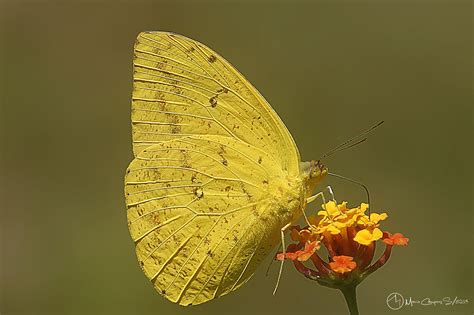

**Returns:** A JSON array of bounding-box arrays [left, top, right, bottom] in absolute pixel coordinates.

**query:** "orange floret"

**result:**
[[329, 255, 357, 274], [277, 241, 320, 262], [383, 232, 409, 246]]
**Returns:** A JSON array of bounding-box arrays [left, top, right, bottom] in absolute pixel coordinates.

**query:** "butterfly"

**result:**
[[125, 31, 327, 306]]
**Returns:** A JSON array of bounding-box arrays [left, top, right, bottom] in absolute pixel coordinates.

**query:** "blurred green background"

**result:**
[[1, 0, 472, 314]]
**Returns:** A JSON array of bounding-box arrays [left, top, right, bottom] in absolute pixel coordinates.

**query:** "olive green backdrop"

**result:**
[[1, 1, 472, 314]]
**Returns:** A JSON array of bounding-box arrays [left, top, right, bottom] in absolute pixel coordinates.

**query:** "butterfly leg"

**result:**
[[306, 191, 326, 205], [265, 244, 282, 277], [305, 186, 339, 220], [272, 222, 292, 295], [306, 186, 337, 204], [326, 185, 336, 203], [304, 191, 327, 227]]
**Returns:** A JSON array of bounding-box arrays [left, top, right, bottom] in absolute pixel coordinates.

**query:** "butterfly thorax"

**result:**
[[260, 178, 300, 227], [259, 160, 327, 228]]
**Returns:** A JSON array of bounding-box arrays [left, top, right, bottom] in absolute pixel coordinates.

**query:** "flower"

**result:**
[[314, 202, 371, 236], [277, 240, 320, 262], [352, 211, 388, 245], [353, 228, 383, 246], [276, 200, 409, 306], [383, 232, 409, 246], [289, 225, 319, 243], [329, 256, 357, 274]]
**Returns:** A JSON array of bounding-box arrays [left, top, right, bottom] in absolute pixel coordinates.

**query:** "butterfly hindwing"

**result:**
[[126, 135, 285, 305]]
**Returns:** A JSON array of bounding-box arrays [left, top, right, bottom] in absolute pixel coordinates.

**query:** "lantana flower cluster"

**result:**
[[277, 201, 408, 287]]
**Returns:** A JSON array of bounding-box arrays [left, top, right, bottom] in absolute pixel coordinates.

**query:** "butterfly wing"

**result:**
[[131, 31, 300, 175], [126, 135, 284, 305]]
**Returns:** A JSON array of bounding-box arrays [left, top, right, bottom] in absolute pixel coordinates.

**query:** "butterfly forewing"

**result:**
[[132, 31, 300, 174]]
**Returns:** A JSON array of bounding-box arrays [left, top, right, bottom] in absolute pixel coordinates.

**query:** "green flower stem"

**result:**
[[340, 285, 359, 315]]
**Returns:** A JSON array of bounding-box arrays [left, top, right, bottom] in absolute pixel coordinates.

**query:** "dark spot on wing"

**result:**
[[169, 115, 181, 134], [171, 124, 180, 135], [242, 186, 252, 200], [252, 205, 258, 215], [208, 55, 217, 63], [192, 187, 204, 198], [152, 214, 161, 224], [258, 157, 262, 164], [218, 145, 227, 166], [209, 96, 218, 107], [218, 145, 226, 154]]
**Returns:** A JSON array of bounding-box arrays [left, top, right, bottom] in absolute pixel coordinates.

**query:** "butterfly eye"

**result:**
[[308, 160, 320, 176], [308, 161, 328, 182]]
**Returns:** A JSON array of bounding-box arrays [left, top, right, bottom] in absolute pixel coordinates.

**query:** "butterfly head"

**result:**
[[301, 160, 328, 190], [309, 160, 327, 180]]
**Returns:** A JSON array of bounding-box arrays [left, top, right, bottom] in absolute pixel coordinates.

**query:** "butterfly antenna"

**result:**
[[328, 172, 372, 214], [322, 138, 368, 160], [319, 120, 384, 160]]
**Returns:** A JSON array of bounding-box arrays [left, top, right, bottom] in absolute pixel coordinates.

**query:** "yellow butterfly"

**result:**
[[125, 31, 327, 306]]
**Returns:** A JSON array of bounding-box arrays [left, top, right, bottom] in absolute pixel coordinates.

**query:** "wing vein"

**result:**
[[130, 205, 192, 224], [189, 212, 255, 304], [141, 215, 197, 263], [133, 215, 182, 242], [165, 217, 222, 297]]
